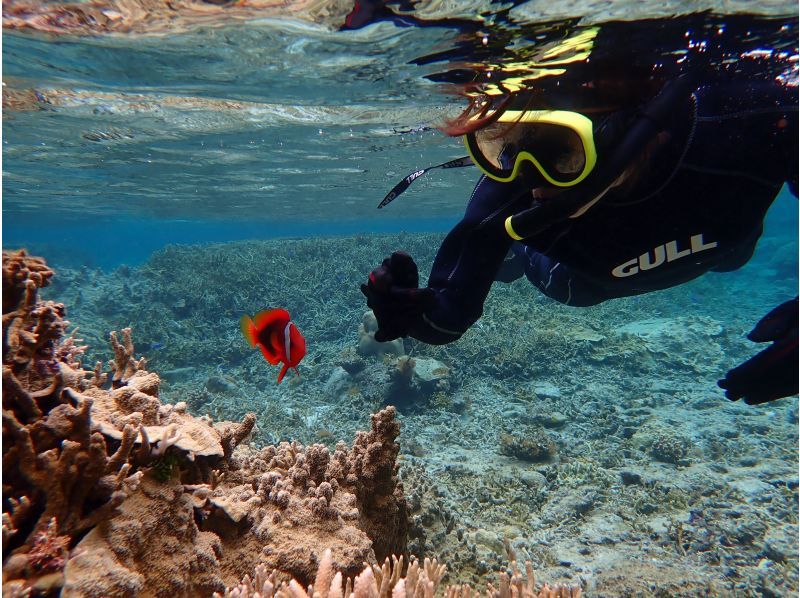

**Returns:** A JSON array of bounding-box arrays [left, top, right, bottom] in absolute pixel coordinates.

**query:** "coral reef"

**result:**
[[62, 476, 225, 597], [2, 251, 409, 596], [217, 548, 580, 598], [499, 428, 557, 463], [650, 433, 692, 465], [25, 233, 800, 595]]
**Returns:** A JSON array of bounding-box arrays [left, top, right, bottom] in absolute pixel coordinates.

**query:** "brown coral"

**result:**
[[344, 406, 409, 562], [2, 250, 53, 315], [195, 408, 409, 588], [2, 252, 411, 597], [109, 327, 147, 387], [2, 250, 72, 416], [63, 476, 225, 597]]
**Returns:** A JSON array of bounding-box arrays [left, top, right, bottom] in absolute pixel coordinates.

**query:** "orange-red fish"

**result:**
[[241, 308, 307, 384]]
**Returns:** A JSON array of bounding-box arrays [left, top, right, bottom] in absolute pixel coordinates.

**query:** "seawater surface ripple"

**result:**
[[3, 3, 798, 251]]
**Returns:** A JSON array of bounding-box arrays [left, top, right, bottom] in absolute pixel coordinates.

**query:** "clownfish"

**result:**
[[240, 309, 307, 384]]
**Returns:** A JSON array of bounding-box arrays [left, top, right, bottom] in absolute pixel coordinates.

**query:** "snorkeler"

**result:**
[[361, 39, 798, 406]]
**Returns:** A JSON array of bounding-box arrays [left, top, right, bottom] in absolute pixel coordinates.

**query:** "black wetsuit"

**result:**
[[413, 78, 798, 345]]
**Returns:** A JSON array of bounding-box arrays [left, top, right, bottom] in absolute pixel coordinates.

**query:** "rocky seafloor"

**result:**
[[31, 231, 800, 596]]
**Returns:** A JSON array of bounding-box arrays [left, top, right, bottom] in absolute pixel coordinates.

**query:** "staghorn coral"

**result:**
[[108, 327, 147, 387], [1, 252, 135, 593], [2, 250, 71, 408], [2, 250, 53, 316], [2, 252, 142, 554], [217, 548, 581, 598], [2, 398, 144, 538]]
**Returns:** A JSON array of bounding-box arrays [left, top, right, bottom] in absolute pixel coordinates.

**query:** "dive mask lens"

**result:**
[[465, 110, 597, 187]]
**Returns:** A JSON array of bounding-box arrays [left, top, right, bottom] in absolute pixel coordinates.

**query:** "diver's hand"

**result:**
[[718, 298, 798, 405], [360, 251, 434, 342]]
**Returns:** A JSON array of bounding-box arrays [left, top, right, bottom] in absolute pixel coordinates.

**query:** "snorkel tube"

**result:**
[[504, 74, 696, 241]]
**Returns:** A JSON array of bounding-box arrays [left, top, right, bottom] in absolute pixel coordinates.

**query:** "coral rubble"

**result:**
[[2, 251, 409, 596]]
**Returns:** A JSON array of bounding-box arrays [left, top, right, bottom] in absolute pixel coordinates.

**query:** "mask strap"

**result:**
[[377, 156, 474, 208]]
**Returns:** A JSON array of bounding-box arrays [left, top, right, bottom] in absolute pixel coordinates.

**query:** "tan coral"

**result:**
[[2, 250, 70, 406], [2, 395, 144, 539], [188, 407, 408, 589], [203, 442, 373, 588], [2, 250, 53, 314], [3, 253, 410, 596], [63, 476, 225, 597], [217, 550, 581, 598], [109, 327, 147, 387], [343, 406, 409, 562]]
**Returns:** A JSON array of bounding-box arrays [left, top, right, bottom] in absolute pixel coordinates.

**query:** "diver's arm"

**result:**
[[409, 175, 531, 344]]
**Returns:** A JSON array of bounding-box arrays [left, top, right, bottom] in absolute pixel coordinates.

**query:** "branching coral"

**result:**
[[345, 406, 409, 561], [1, 251, 254, 595], [2, 250, 72, 413], [216, 549, 447, 598], [109, 327, 147, 387], [2, 399, 144, 539], [2, 252, 413, 596], [2, 250, 53, 315], [217, 549, 581, 598], [190, 406, 408, 588]]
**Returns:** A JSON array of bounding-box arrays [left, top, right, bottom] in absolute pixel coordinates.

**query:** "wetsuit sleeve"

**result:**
[[408, 175, 531, 344]]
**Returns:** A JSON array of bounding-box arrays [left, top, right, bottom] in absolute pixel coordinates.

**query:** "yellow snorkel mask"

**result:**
[[375, 25, 603, 208], [376, 108, 600, 209], [464, 109, 598, 186]]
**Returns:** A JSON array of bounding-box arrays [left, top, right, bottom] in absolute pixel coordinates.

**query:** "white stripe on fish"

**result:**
[[284, 321, 292, 362]]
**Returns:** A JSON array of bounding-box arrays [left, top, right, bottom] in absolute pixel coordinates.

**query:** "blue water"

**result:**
[[3, 188, 796, 271], [4, 7, 798, 270]]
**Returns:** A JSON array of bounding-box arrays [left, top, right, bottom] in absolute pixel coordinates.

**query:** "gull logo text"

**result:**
[[611, 234, 718, 278]]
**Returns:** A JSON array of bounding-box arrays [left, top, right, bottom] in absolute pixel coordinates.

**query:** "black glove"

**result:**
[[360, 251, 434, 342], [718, 298, 798, 405]]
